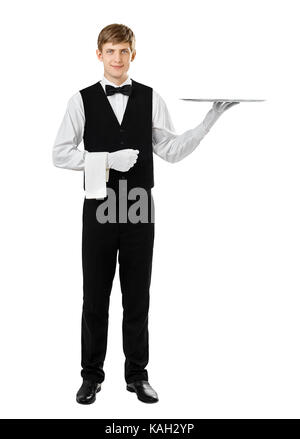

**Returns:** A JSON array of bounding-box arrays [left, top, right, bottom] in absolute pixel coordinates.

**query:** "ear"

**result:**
[[96, 49, 102, 61], [131, 50, 136, 61]]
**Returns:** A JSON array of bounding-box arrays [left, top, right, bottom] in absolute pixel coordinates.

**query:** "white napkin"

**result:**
[[84, 151, 109, 199]]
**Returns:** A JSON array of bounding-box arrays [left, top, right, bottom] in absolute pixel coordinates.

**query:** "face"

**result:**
[[96, 42, 136, 85]]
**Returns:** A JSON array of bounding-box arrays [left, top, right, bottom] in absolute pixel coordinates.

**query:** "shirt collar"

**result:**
[[101, 74, 132, 88]]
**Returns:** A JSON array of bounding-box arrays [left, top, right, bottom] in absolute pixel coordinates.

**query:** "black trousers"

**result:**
[[80, 188, 154, 384]]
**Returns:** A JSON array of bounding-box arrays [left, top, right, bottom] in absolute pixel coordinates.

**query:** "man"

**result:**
[[52, 23, 238, 405]]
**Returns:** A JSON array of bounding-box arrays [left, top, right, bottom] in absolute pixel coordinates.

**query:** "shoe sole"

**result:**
[[76, 386, 101, 405], [126, 385, 159, 403]]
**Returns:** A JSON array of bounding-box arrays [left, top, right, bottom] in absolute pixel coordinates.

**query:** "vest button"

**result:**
[[120, 128, 125, 133], [120, 140, 125, 145]]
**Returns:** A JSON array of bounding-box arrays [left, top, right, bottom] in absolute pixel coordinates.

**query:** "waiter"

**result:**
[[52, 23, 238, 405]]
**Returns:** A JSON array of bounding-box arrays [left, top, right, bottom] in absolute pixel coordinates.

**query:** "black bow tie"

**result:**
[[105, 84, 132, 96]]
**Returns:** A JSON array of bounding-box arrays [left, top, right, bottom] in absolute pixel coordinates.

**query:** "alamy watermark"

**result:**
[[95, 180, 154, 224]]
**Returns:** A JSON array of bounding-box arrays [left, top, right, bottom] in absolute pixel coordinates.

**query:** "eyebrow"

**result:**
[[106, 48, 129, 51]]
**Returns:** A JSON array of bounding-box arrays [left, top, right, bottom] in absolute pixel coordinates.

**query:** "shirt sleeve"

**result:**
[[52, 92, 86, 170], [152, 90, 221, 163]]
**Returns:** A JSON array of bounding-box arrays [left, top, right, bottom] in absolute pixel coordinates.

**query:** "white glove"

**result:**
[[203, 100, 240, 132], [107, 148, 139, 172], [212, 101, 240, 113]]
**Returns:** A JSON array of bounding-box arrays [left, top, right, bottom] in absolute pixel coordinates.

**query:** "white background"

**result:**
[[0, 0, 299, 419]]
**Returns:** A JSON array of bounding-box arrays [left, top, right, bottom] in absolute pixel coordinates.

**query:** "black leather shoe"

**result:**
[[76, 379, 101, 404], [126, 380, 159, 403]]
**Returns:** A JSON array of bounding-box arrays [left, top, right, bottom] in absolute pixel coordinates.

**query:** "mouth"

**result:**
[[112, 66, 123, 69]]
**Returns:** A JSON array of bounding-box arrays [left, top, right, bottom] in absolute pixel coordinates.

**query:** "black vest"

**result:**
[[79, 79, 154, 192]]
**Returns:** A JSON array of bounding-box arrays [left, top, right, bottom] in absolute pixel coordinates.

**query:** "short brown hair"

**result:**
[[97, 23, 136, 53]]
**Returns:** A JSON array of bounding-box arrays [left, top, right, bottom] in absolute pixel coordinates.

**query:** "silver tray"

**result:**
[[180, 98, 266, 102]]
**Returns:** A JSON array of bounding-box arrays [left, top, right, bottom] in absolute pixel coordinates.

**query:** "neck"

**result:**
[[104, 72, 129, 86]]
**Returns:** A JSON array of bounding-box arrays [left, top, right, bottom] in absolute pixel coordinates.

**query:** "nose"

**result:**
[[114, 53, 122, 63]]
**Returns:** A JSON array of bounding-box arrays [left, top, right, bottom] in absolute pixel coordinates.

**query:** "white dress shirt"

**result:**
[[53, 74, 220, 197]]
